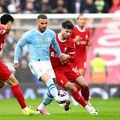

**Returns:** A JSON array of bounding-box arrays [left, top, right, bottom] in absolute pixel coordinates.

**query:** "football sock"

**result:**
[[38, 91, 53, 109], [45, 78, 58, 98], [71, 90, 87, 107], [81, 87, 90, 101], [11, 84, 26, 109], [75, 84, 81, 91]]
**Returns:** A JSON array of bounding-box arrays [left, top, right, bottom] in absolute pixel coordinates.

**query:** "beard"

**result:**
[[40, 27, 46, 33]]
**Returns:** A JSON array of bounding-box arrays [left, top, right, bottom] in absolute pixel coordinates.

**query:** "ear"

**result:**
[[7, 21, 12, 26]]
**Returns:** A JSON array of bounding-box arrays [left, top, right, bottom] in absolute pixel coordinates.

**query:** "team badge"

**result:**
[[42, 38, 46, 42]]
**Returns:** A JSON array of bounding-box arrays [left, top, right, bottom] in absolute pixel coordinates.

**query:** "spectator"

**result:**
[[85, 0, 98, 13], [67, 0, 87, 13], [23, 0, 37, 14], [7, 0, 17, 13], [109, 0, 120, 13], [39, 0, 52, 13], [95, 0, 108, 13], [16, 4, 22, 14], [52, 0, 68, 13], [90, 53, 107, 84], [0, 0, 9, 13]]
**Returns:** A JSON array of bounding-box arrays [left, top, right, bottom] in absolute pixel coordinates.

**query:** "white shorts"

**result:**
[[29, 61, 55, 79]]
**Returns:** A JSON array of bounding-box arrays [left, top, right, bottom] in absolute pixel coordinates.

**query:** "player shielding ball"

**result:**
[[0, 14, 38, 115], [13, 14, 70, 115], [37, 20, 98, 115]]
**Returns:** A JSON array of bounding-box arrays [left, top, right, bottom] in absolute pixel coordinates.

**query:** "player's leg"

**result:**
[[0, 81, 5, 89], [66, 67, 98, 115], [77, 61, 90, 101], [56, 72, 87, 108], [77, 75, 90, 101], [64, 81, 87, 107], [78, 68, 85, 76], [6, 74, 39, 115], [37, 90, 53, 115], [74, 76, 98, 115], [29, 62, 61, 101], [0, 61, 38, 115], [64, 81, 97, 115], [40, 73, 59, 100]]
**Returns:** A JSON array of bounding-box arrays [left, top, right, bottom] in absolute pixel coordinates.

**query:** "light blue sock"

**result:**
[[45, 78, 58, 98], [38, 91, 53, 109], [43, 91, 53, 106]]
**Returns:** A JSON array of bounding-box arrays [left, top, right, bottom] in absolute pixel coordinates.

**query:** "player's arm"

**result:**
[[68, 43, 76, 62], [13, 35, 28, 69], [86, 30, 92, 51], [74, 36, 82, 43], [52, 33, 70, 64]]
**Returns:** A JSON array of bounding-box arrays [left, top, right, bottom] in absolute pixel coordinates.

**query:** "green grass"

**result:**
[[0, 98, 120, 120]]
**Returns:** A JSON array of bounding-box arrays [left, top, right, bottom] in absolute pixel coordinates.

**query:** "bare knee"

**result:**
[[6, 74, 19, 86], [0, 81, 5, 89], [40, 73, 50, 82], [65, 82, 77, 92]]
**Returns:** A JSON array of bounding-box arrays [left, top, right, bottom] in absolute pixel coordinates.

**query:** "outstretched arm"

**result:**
[[14, 36, 28, 69]]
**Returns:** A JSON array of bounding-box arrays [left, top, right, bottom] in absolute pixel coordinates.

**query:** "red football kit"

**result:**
[[71, 26, 91, 69], [0, 25, 12, 81], [50, 34, 81, 88]]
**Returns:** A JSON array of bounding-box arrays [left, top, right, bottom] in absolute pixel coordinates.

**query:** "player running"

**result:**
[[0, 13, 38, 116], [13, 14, 69, 114], [71, 14, 94, 105], [71, 14, 92, 76], [37, 20, 98, 115]]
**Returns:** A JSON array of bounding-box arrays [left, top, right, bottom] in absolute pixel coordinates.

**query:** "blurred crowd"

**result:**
[[0, 0, 119, 14]]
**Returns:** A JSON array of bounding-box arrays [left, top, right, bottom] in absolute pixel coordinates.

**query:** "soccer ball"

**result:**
[[57, 90, 69, 104]]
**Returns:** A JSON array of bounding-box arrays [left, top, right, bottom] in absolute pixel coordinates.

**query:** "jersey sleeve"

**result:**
[[51, 31, 62, 56], [14, 33, 29, 63]]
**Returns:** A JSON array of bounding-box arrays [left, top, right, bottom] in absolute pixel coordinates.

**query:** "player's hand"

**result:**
[[59, 53, 70, 65], [13, 63, 19, 70], [74, 36, 82, 44]]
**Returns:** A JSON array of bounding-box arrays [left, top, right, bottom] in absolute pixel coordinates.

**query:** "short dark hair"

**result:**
[[37, 14, 47, 19], [0, 13, 14, 25], [62, 20, 74, 30]]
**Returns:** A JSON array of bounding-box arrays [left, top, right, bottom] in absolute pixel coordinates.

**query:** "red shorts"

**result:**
[[76, 57, 86, 70], [54, 66, 80, 88], [0, 60, 12, 81]]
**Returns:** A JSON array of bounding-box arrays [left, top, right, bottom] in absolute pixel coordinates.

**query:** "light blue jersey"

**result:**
[[14, 28, 62, 63]]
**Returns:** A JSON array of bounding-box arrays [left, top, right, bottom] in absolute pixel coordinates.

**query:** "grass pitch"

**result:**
[[0, 98, 120, 120]]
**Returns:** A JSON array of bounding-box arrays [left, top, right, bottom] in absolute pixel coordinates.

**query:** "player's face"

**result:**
[[62, 28, 72, 40], [6, 21, 13, 33], [37, 18, 48, 33], [77, 15, 86, 28]]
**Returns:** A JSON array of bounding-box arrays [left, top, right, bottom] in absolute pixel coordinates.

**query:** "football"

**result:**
[[57, 90, 69, 104]]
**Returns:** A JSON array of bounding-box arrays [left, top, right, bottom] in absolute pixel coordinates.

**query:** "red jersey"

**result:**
[[0, 25, 7, 51], [71, 26, 91, 61], [0, 25, 12, 81], [50, 34, 76, 70]]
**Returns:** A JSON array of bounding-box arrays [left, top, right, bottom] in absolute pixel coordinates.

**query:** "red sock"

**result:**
[[11, 84, 26, 109], [75, 84, 81, 91], [81, 87, 90, 101], [71, 91, 87, 107]]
